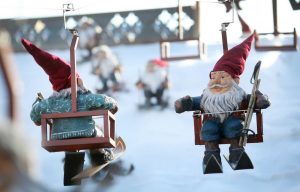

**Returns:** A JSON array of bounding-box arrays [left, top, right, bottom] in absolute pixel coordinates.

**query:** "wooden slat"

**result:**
[[160, 38, 204, 61], [254, 29, 298, 51], [254, 0, 298, 51]]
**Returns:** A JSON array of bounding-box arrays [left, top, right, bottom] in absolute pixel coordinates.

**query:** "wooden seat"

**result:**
[[160, 37, 206, 61], [193, 109, 263, 145]]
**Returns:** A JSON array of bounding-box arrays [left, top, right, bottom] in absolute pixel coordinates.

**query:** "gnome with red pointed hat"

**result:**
[[174, 34, 270, 174], [21, 38, 119, 185], [136, 59, 170, 109]]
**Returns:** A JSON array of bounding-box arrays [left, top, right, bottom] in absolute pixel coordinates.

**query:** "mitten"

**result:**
[[174, 95, 193, 113], [255, 90, 271, 109]]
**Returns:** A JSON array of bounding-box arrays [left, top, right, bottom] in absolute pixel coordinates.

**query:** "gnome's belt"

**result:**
[[203, 112, 246, 122]]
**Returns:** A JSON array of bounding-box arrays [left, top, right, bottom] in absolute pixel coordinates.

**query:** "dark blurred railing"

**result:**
[[0, 6, 198, 52]]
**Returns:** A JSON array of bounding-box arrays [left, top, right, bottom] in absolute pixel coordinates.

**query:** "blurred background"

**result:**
[[1, 0, 300, 191]]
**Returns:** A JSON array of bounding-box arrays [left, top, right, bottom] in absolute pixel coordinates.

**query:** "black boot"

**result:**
[[63, 152, 85, 186], [89, 149, 114, 166], [202, 141, 223, 174], [224, 147, 254, 170], [203, 149, 223, 174]]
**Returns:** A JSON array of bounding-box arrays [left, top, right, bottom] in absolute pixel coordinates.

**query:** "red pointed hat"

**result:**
[[150, 59, 169, 68], [212, 33, 254, 79], [238, 13, 251, 34], [21, 38, 79, 91]]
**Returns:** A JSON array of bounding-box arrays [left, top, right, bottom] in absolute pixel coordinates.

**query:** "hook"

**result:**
[[62, 3, 75, 31]]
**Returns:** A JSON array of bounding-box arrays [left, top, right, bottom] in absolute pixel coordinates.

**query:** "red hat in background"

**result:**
[[212, 33, 254, 79], [150, 59, 169, 68], [237, 13, 251, 34], [21, 38, 80, 91]]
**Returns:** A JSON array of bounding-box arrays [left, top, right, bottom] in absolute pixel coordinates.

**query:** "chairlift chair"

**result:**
[[254, 0, 298, 51], [193, 108, 263, 145], [41, 33, 117, 152], [193, 59, 264, 145], [160, 0, 206, 61], [220, 0, 236, 54]]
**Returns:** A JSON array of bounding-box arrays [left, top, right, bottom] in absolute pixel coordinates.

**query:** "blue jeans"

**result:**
[[201, 116, 243, 141]]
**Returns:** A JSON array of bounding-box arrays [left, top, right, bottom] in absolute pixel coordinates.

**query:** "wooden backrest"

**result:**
[[41, 110, 116, 152], [193, 109, 263, 145]]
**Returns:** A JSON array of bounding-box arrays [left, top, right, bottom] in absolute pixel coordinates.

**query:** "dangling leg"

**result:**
[[99, 76, 109, 93], [203, 141, 223, 174], [201, 120, 223, 174], [143, 88, 153, 108], [155, 86, 168, 108], [89, 148, 114, 167], [63, 152, 85, 186], [225, 138, 253, 170], [110, 71, 122, 92], [223, 116, 254, 170]]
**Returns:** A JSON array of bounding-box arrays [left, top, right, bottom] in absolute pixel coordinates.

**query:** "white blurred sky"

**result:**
[[0, 0, 299, 43]]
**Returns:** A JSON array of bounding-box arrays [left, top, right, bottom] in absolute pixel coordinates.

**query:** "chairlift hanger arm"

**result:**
[[70, 32, 79, 112]]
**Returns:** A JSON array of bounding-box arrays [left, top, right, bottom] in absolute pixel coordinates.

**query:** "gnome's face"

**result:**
[[146, 62, 157, 73], [208, 71, 234, 94], [97, 50, 108, 60]]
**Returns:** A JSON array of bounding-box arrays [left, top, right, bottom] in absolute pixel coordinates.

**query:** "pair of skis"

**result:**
[[71, 136, 126, 181]]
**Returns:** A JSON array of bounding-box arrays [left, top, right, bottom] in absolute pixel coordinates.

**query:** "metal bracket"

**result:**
[[63, 3, 75, 32]]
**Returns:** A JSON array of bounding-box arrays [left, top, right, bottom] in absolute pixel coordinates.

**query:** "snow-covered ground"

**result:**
[[0, 33, 298, 192]]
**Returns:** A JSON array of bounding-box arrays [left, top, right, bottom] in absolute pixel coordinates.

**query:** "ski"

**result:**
[[239, 61, 261, 146], [72, 136, 126, 181]]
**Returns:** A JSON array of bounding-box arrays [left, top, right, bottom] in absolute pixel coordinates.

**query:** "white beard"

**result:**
[[50, 87, 86, 98], [200, 81, 246, 123]]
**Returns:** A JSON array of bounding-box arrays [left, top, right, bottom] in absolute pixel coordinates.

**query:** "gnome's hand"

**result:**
[[255, 90, 271, 109], [174, 95, 193, 113]]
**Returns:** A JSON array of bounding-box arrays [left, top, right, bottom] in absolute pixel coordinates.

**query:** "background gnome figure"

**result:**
[[91, 45, 123, 93], [174, 34, 270, 174], [136, 59, 170, 109], [21, 38, 118, 184]]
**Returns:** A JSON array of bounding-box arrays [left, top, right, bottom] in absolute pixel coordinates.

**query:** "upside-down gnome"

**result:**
[[21, 38, 118, 184], [174, 34, 270, 174]]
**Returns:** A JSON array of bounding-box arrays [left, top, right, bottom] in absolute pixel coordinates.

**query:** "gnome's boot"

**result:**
[[63, 152, 85, 186], [225, 139, 254, 170], [89, 149, 114, 166], [202, 141, 223, 174]]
